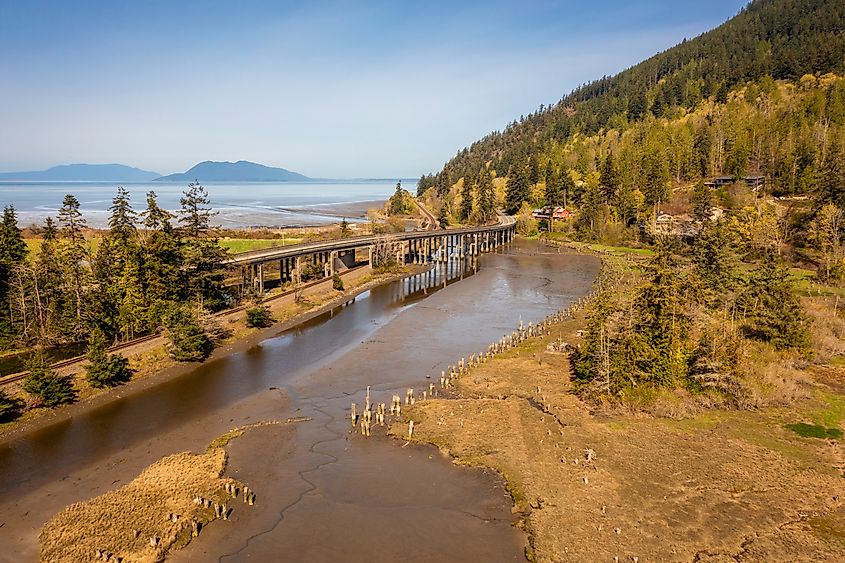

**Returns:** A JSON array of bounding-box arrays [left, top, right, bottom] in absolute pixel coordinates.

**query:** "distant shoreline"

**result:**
[[13, 199, 386, 230]]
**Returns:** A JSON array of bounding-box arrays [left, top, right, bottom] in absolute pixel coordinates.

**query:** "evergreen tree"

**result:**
[[141, 192, 181, 306], [178, 181, 217, 238], [108, 187, 137, 248], [141, 190, 175, 232], [600, 153, 620, 203], [177, 183, 227, 310], [505, 161, 531, 215], [245, 305, 273, 328], [0, 205, 27, 339], [691, 180, 714, 223], [162, 304, 214, 362], [808, 203, 844, 280], [693, 126, 712, 177], [477, 169, 496, 222], [33, 218, 63, 342], [560, 169, 576, 208], [181, 238, 228, 311], [0, 205, 27, 265], [388, 182, 412, 215], [528, 155, 540, 185], [57, 194, 88, 329], [642, 149, 671, 207], [437, 202, 450, 227], [817, 140, 845, 208], [630, 243, 690, 385], [98, 187, 144, 339], [576, 180, 605, 240], [545, 167, 562, 207], [692, 221, 737, 299], [84, 326, 133, 388], [459, 177, 474, 222], [340, 217, 351, 237], [544, 162, 554, 193], [737, 253, 810, 350], [0, 389, 23, 422], [23, 348, 76, 407]]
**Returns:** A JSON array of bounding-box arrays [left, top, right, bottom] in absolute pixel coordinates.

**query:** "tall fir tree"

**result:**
[[737, 252, 810, 350], [141, 191, 181, 307], [477, 169, 496, 223], [600, 153, 620, 203], [0, 206, 27, 339], [178, 183, 227, 310], [545, 167, 563, 207], [528, 155, 540, 185], [57, 194, 88, 331], [459, 177, 474, 222], [505, 161, 531, 215], [691, 180, 714, 223], [178, 181, 217, 238]]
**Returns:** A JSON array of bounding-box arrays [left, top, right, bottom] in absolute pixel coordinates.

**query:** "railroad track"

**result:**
[[0, 216, 515, 387], [0, 265, 369, 387]]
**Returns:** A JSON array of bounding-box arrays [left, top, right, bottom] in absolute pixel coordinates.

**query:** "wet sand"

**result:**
[[0, 241, 599, 562]]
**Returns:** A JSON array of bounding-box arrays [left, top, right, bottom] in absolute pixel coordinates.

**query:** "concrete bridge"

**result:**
[[226, 216, 517, 294]]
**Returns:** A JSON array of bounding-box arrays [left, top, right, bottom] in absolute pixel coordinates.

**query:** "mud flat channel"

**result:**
[[0, 240, 599, 562]]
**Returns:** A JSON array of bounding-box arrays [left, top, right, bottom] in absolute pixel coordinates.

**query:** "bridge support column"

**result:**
[[258, 262, 265, 294]]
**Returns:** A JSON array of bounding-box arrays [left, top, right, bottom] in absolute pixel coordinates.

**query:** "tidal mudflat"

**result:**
[[0, 241, 599, 561]]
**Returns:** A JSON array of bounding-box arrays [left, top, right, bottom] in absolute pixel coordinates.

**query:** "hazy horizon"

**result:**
[[1, 0, 747, 178]]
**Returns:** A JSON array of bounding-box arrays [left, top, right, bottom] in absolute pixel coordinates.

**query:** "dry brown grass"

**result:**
[[39, 448, 242, 563], [805, 296, 845, 362], [394, 307, 845, 562]]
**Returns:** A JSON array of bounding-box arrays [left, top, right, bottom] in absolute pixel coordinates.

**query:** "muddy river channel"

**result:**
[[0, 241, 599, 562]]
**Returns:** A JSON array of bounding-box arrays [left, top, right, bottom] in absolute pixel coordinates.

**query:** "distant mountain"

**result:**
[[0, 163, 161, 182], [155, 160, 310, 182]]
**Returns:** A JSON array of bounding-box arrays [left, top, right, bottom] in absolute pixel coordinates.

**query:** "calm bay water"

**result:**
[[0, 181, 401, 228]]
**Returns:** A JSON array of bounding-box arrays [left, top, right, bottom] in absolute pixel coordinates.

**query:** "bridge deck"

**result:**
[[224, 216, 515, 267]]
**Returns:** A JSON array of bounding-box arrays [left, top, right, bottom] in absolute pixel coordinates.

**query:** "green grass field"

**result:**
[[218, 238, 302, 253], [25, 237, 303, 255]]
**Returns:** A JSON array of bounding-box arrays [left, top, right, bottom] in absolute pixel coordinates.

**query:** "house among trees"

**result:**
[[704, 175, 766, 191], [650, 212, 698, 238], [532, 207, 571, 220]]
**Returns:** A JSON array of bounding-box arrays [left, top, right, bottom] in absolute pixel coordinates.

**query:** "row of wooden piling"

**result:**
[[345, 290, 605, 442]]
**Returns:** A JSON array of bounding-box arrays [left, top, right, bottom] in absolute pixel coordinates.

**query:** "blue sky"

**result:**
[[0, 0, 748, 178]]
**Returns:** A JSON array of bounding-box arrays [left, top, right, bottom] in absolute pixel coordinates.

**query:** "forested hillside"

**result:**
[[419, 0, 845, 227]]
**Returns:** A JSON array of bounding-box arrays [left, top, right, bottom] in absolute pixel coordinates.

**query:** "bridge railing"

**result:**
[[224, 215, 515, 266]]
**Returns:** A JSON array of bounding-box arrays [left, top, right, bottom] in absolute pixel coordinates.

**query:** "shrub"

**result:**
[[23, 350, 76, 407], [332, 273, 344, 291], [245, 305, 273, 328], [0, 390, 24, 422], [162, 304, 214, 362], [84, 327, 133, 388]]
